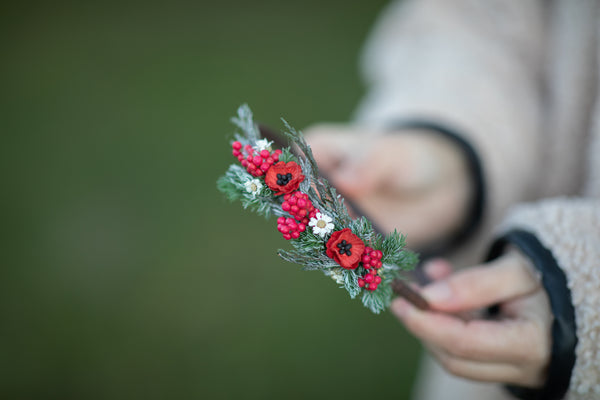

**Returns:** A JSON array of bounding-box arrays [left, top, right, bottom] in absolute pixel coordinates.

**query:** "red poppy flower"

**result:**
[[265, 161, 305, 195], [326, 228, 365, 270]]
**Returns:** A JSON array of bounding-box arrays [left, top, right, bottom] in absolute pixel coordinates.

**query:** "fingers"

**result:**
[[304, 124, 376, 196], [305, 126, 427, 197], [426, 344, 545, 386], [420, 253, 541, 312], [423, 258, 453, 281], [391, 298, 548, 365]]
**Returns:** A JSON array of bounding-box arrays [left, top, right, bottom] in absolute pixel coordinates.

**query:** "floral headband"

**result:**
[[217, 105, 429, 314]]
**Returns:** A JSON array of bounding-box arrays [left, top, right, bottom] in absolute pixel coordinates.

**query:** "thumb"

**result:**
[[421, 253, 540, 312]]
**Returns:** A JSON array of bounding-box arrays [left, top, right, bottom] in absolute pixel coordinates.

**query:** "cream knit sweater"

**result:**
[[353, 1, 600, 399]]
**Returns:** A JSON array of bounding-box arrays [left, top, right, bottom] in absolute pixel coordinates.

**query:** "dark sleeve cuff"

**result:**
[[487, 229, 578, 400], [388, 120, 486, 258]]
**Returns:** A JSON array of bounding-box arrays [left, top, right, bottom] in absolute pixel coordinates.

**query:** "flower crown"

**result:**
[[217, 105, 425, 314]]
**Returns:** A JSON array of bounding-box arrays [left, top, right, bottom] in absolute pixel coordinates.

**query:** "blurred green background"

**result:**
[[1, 0, 422, 398]]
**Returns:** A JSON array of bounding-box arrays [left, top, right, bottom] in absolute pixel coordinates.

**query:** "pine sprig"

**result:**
[[372, 230, 419, 269], [343, 269, 361, 299], [231, 104, 260, 142]]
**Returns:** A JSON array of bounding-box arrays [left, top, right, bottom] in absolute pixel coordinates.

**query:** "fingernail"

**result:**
[[422, 281, 452, 303]]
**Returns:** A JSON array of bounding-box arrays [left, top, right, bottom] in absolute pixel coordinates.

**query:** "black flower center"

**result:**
[[276, 173, 293, 186], [336, 239, 352, 256]]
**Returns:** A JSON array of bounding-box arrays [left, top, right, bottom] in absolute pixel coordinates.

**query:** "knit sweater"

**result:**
[[353, 0, 600, 398]]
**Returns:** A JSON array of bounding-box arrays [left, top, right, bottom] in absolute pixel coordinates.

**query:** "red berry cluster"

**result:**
[[358, 247, 384, 291], [231, 141, 282, 177], [277, 217, 306, 240], [282, 191, 318, 225]]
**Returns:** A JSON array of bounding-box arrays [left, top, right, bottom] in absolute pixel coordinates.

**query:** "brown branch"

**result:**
[[391, 279, 430, 311]]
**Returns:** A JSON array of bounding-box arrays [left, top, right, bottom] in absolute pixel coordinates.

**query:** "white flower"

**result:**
[[328, 268, 344, 285], [244, 178, 263, 197], [254, 138, 273, 152], [309, 212, 334, 238]]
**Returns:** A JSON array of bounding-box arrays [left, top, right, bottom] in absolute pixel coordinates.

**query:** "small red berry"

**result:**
[[260, 150, 270, 158], [374, 250, 383, 259], [241, 160, 248, 167], [358, 279, 365, 288], [362, 255, 371, 264], [282, 202, 291, 212], [374, 276, 382, 284], [232, 141, 242, 150], [253, 156, 262, 166], [291, 231, 300, 239], [260, 163, 270, 172], [266, 157, 274, 165], [369, 283, 378, 291], [365, 274, 373, 283]]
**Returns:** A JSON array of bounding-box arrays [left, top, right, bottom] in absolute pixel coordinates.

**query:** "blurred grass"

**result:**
[[0, 0, 422, 399]]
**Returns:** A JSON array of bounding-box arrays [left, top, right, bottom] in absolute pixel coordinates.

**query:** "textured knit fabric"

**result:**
[[352, 0, 600, 399], [500, 200, 600, 398]]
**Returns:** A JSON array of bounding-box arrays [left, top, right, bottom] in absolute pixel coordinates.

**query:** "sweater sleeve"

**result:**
[[497, 198, 600, 399], [353, 0, 546, 242]]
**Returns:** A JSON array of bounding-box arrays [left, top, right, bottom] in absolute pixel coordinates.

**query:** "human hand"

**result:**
[[392, 253, 552, 387], [304, 124, 472, 248]]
